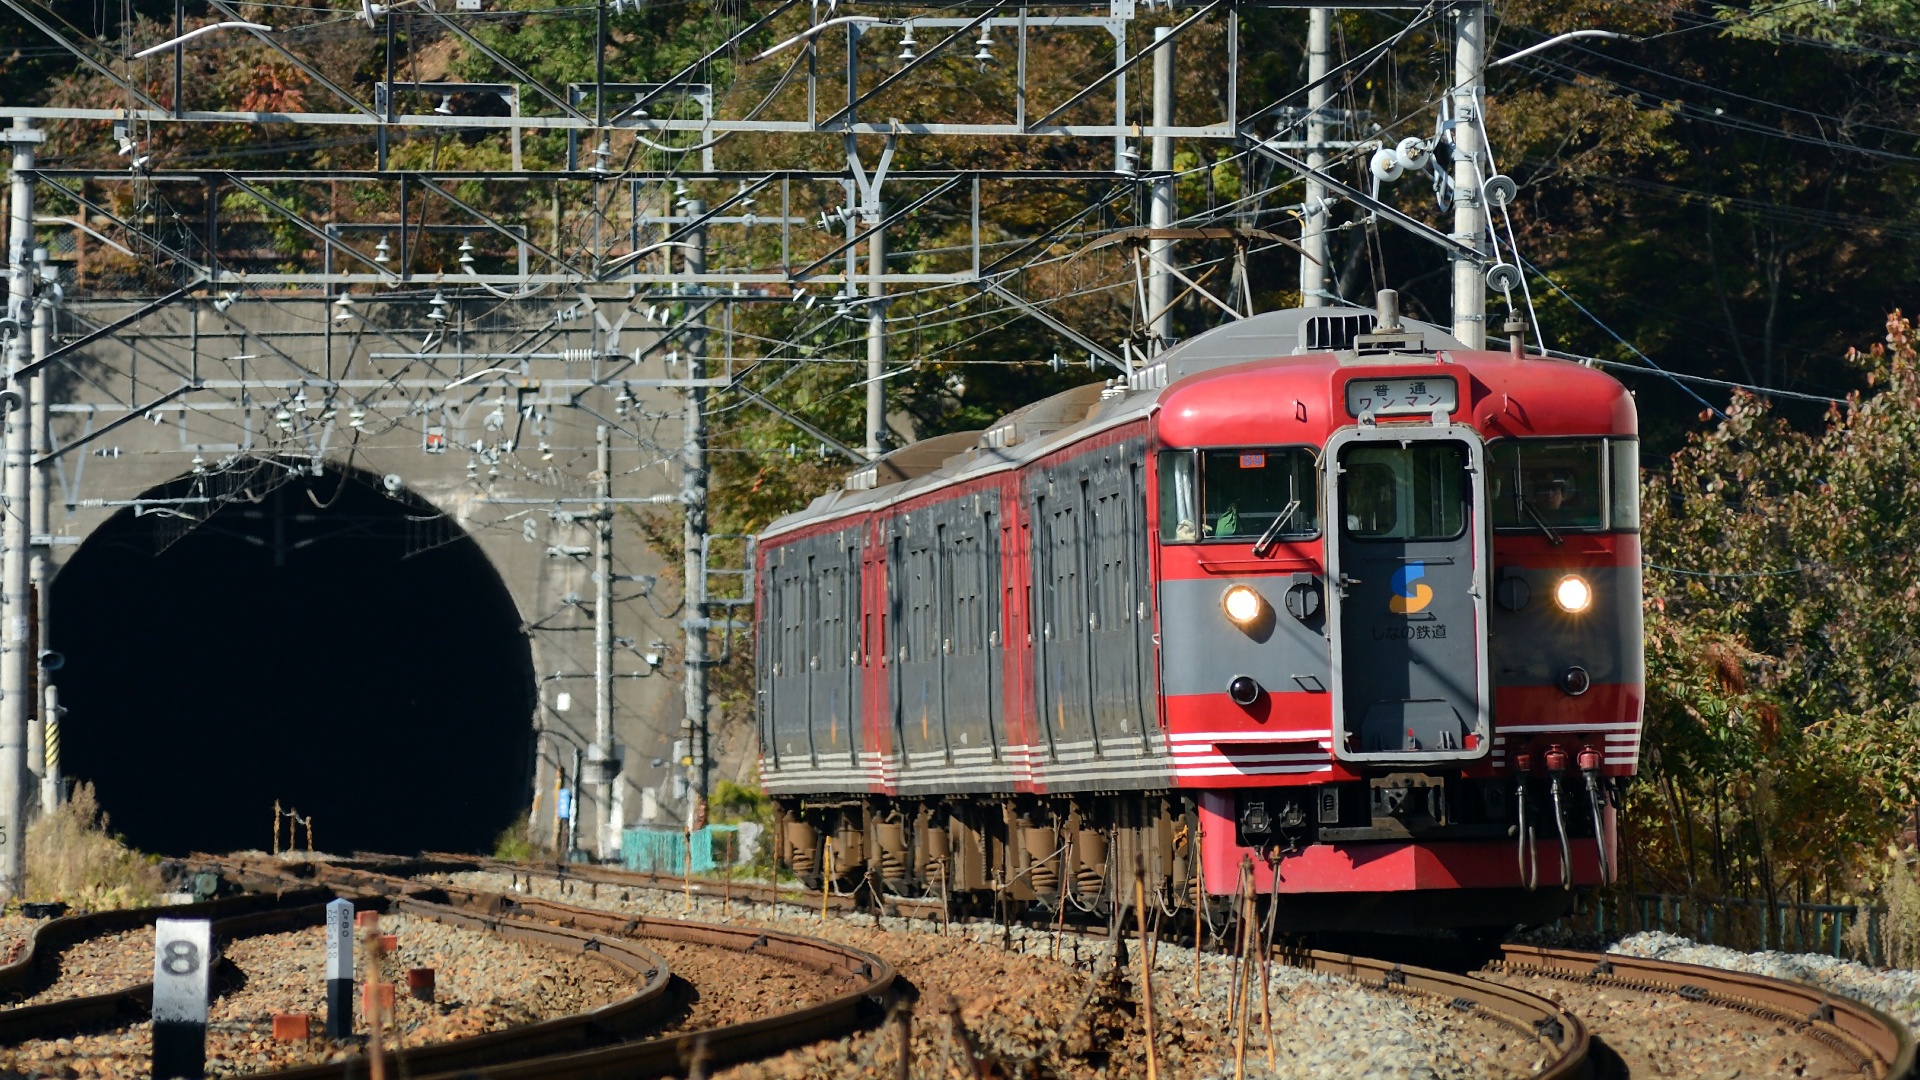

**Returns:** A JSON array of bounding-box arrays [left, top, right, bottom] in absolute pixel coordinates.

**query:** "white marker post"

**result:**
[[325, 898, 354, 1038], [151, 918, 210, 1080]]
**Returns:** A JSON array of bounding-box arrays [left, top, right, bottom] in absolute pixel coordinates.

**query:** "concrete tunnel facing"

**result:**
[[47, 459, 536, 856]]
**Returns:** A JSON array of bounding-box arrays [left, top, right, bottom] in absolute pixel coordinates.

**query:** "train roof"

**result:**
[[759, 306, 1632, 541]]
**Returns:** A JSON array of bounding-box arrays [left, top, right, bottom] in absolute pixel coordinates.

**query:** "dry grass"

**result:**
[[1884, 847, 1920, 970], [23, 784, 161, 910]]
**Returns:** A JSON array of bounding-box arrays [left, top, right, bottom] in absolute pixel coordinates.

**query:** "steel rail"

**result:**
[[1282, 947, 1590, 1080], [202, 855, 900, 1080], [444, 854, 938, 918], [1497, 943, 1917, 1080]]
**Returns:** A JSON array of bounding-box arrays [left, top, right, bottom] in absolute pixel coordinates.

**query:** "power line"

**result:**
[[1543, 347, 1848, 406], [1520, 257, 1730, 421]]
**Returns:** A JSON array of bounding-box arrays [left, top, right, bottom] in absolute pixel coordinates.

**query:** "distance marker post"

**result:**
[[324, 898, 354, 1038], [152, 918, 210, 1080]]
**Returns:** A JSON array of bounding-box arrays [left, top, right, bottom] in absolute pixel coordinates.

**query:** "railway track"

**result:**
[[8, 852, 1907, 1078], [440, 854, 1919, 1080], [0, 856, 895, 1080], [201, 854, 898, 1080]]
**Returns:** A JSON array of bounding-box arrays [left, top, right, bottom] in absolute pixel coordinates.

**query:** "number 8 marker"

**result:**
[[153, 918, 210, 1080]]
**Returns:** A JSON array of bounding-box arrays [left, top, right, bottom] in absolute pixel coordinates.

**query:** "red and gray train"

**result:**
[[754, 294, 1642, 929]]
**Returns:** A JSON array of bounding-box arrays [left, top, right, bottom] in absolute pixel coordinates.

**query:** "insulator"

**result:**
[[561, 347, 594, 364]]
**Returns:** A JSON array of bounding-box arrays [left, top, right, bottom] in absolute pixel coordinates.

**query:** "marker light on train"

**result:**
[[1222, 585, 1265, 625], [1554, 574, 1593, 614]]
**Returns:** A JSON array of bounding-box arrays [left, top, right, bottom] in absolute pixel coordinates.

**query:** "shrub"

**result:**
[[24, 783, 161, 910]]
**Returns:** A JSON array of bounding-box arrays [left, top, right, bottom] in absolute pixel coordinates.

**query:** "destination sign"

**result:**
[[1345, 376, 1458, 418]]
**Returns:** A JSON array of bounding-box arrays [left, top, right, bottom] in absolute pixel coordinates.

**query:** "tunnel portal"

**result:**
[[49, 460, 535, 856]]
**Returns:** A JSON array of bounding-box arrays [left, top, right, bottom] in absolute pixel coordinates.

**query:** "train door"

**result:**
[[1325, 425, 1491, 762], [983, 509, 1003, 760], [768, 548, 815, 765], [842, 536, 864, 767], [1128, 459, 1157, 747], [808, 540, 851, 765], [894, 521, 950, 762], [1034, 488, 1096, 758], [941, 514, 993, 760], [1086, 471, 1137, 749]]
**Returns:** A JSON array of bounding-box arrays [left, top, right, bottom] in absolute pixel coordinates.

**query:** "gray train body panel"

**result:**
[[1489, 564, 1644, 688], [1156, 576, 1330, 699]]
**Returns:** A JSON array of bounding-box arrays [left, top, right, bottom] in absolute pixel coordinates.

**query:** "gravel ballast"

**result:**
[[1608, 930, 1920, 1028], [0, 911, 636, 1077], [438, 870, 1544, 1080], [13, 926, 155, 1007]]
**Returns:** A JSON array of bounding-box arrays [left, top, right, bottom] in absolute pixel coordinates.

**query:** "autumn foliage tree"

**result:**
[[1630, 311, 1920, 909]]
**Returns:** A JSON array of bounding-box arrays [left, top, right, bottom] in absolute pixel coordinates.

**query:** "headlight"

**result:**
[[1554, 574, 1593, 614], [1222, 585, 1264, 625]]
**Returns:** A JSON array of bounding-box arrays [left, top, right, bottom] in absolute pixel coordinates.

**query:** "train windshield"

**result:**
[[1158, 448, 1319, 542], [1488, 438, 1640, 532]]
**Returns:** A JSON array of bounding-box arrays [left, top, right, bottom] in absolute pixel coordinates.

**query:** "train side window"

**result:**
[[1157, 451, 1199, 541]]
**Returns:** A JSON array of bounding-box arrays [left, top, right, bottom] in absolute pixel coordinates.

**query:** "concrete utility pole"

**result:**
[[28, 279, 51, 814], [1147, 25, 1175, 349], [681, 200, 710, 831], [1450, 1, 1487, 349], [864, 201, 885, 460], [591, 423, 616, 859], [1300, 8, 1331, 307], [0, 117, 42, 900]]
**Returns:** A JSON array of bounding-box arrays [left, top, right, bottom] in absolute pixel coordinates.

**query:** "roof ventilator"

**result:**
[[1299, 311, 1374, 352]]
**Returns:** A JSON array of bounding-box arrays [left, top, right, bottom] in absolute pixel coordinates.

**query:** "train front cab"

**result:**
[[1155, 352, 1641, 930]]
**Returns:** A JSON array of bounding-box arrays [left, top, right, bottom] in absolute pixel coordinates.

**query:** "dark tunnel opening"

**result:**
[[49, 460, 535, 856]]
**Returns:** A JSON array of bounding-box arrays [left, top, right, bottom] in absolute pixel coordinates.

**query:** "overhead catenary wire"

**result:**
[[1520, 257, 1729, 421]]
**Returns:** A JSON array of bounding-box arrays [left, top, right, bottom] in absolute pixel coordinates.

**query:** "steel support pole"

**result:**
[[592, 423, 615, 859], [1450, 1, 1486, 348], [1147, 26, 1175, 349], [864, 201, 885, 460], [1, 118, 40, 899], [1300, 8, 1330, 307], [681, 200, 710, 831]]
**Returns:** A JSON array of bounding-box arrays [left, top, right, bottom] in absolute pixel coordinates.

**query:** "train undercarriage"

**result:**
[[773, 782, 1600, 932]]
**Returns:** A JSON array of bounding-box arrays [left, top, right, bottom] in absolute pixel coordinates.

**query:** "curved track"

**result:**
[[1492, 944, 1916, 1079], [202, 854, 899, 1080]]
